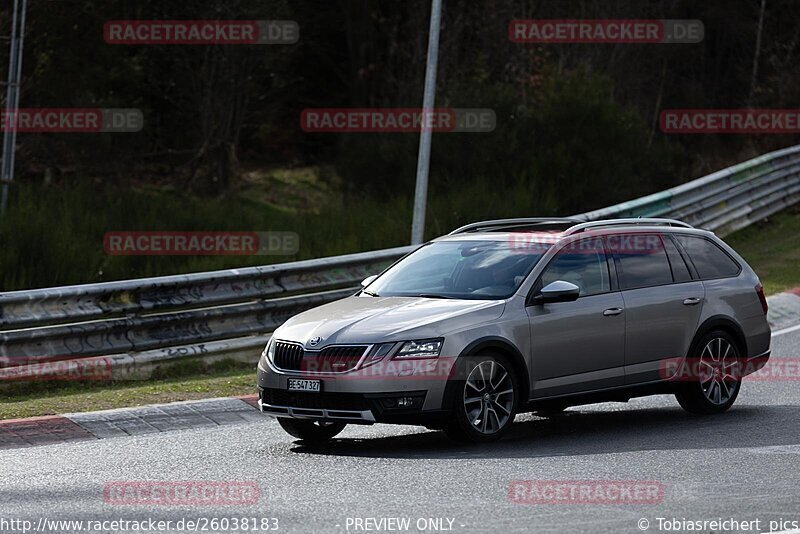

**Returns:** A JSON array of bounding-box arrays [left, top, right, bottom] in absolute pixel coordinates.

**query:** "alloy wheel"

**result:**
[[463, 360, 515, 434], [698, 337, 740, 405]]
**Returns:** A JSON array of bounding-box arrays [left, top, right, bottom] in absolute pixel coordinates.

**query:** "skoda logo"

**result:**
[[308, 336, 322, 347]]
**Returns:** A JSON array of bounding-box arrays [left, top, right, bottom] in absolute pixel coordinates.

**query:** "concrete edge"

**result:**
[[0, 394, 263, 451]]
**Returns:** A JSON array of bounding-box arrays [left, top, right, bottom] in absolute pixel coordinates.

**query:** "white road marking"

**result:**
[[772, 323, 800, 337], [747, 444, 800, 455]]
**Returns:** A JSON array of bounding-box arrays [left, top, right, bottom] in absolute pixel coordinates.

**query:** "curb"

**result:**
[[0, 415, 95, 449], [767, 289, 800, 331], [0, 394, 262, 451]]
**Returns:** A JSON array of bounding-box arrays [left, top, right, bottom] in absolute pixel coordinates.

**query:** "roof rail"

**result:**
[[449, 217, 584, 235], [564, 218, 694, 236]]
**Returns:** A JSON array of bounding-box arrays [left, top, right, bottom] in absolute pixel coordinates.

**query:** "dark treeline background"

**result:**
[[0, 0, 799, 289]]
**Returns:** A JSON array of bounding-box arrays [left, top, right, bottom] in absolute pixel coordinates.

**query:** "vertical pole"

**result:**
[[1, 0, 27, 215], [410, 0, 443, 245]]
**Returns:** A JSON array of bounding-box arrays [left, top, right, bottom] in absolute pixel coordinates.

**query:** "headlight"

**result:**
[[393, 339, 443, 360], [260, 338, 275, 367]]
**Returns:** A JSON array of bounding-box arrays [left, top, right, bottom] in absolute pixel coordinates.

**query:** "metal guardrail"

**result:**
[[0, 247, 414, 380], [1, 145, 799, 382], [578, 144, 800, 236]]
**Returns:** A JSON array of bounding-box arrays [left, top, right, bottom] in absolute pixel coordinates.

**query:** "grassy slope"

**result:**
[[723, 205, 800, 295], [0, 364, 256, 420], [0, 172, 563, 291]]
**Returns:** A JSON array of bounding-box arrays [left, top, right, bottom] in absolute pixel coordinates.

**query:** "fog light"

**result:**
[[378, 394, 425, 411], [397, 397, 415, 408]]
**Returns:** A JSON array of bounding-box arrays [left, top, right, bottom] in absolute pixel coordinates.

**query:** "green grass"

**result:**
[[0, 361, 257, 420], [724, 205, 800, 295], [0, 176, 560, 291]]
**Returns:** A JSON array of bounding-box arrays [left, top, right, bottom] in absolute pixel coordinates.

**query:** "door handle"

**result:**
[[683, 297, 702, 306], [603, 307, 623, 316]]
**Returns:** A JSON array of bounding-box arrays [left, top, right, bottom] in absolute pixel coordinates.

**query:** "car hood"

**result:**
[[275, 295, 505, 347]]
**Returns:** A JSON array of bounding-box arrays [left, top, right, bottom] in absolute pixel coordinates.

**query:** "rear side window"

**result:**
[[675, 235, 740, 279], [609, 234, 673, 290], [663, 236, 692, 283]]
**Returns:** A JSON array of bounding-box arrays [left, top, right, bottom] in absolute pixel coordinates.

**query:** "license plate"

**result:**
[[287, 378, 321, 392]]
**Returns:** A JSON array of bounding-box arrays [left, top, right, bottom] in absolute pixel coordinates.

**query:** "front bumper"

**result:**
[[256, 356, 454, 424], [257, 386, 448, 424], [258, 386, 379, 423], [257, 391, 377, 423]]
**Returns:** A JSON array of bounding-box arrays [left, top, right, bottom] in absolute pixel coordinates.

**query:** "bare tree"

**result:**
[[748, 0, 767, 105]]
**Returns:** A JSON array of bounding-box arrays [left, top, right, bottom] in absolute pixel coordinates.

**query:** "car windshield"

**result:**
[[364, 239, 552, 300]]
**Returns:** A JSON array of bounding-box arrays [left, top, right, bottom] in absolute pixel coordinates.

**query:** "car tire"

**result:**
[[675, 329, 742, 415], [444, 353, 519, 443], [277, 419, 347, 443]]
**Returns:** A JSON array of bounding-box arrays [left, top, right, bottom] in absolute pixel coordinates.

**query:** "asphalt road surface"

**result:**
[[2, 326, 800, 534]]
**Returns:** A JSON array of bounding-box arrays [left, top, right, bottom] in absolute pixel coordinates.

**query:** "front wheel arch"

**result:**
[[444, 351, 521, 442], [442, 337, 530, 412]]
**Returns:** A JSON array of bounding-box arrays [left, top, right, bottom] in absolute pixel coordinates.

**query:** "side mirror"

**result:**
[[360, 275, 378, 288], [535, 280, 580, 304]]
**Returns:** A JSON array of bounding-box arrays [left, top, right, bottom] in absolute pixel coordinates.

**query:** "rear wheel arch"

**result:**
[[690, 316, 747, 358]]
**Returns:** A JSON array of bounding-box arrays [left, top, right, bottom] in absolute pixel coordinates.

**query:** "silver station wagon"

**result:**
[[257, 218, 771, 443]]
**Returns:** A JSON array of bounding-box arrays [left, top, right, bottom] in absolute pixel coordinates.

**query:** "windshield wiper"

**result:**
[[416, 293, 453, 299], [361, 289, 380, 297]]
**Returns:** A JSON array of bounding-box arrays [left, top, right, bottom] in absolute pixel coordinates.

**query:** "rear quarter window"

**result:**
[[675, 235, 740, 279], [663, 236, 692, 283]]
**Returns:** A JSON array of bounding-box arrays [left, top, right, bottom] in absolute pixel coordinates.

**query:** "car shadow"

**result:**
[[289, 403, 800, 459]]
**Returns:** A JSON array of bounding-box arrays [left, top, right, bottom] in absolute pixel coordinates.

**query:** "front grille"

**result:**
[[261, 388, 370, 411], [316, 345, 368, 372], [272, 341, 368, 373], [274, 342, 304, 370]]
